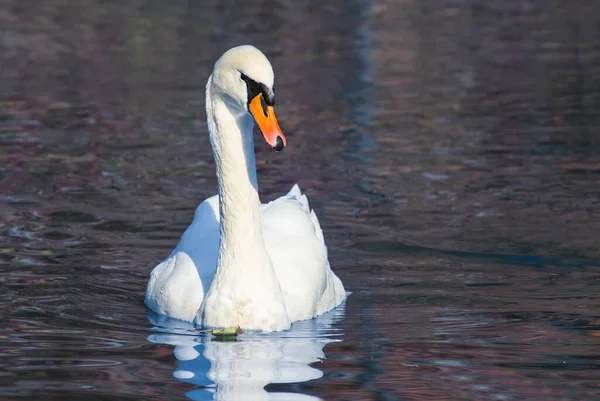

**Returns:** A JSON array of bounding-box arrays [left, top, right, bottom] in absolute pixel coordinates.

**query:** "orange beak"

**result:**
[[249, 93, 286, 151]]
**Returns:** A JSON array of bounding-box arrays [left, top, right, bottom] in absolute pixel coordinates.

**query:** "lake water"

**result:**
[[2, 1, 600, 400]]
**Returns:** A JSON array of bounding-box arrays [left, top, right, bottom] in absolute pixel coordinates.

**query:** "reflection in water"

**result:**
[[147, 303, 346, 401]]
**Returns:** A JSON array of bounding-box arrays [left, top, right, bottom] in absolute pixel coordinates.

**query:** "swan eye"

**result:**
[[240, 73, 275, 107], [240, 73, 261, 103]]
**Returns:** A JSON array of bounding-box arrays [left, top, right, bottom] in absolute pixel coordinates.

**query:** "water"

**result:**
[[1, 1, 600, 400]]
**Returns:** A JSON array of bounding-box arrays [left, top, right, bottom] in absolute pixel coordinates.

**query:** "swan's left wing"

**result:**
[[260, 184, 345, 321]]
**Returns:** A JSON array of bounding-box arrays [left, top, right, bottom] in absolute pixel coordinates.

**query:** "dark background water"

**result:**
[[1, 1, 600, 400]]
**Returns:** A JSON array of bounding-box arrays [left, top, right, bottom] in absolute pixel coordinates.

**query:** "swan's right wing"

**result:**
[[145, 196, 220, 322]]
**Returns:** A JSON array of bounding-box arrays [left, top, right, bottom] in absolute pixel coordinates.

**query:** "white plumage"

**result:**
[[145, 45, 346, 331]]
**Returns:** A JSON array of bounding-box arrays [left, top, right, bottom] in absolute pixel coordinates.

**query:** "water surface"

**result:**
[[1, 1, 600, 400]]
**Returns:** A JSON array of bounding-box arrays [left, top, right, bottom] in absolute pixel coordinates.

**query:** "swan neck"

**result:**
[[206, 78, 263, 251]]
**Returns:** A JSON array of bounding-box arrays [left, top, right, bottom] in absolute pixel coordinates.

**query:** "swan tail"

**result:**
[[286, 183, 324, 242], [287, 183, 302, 199]]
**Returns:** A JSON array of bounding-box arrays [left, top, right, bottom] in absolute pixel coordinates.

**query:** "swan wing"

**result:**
[[261, 184, 346, 322], [145, 196, 220, 322]]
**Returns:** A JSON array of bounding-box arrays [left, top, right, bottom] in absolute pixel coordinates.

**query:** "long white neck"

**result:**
[[205, 78, 268, 270]]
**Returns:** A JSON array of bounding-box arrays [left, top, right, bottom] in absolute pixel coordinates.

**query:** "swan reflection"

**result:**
[[147, 302, 345, 401]]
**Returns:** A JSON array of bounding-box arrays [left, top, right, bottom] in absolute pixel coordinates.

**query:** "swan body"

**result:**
[[145, 45, 346, 331]]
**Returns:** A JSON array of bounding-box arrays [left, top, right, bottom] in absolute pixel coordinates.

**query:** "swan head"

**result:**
[[210, 45, 286, 151]]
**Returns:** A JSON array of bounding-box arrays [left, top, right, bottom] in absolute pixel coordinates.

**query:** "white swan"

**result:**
[[145, 45, 346, 331]]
